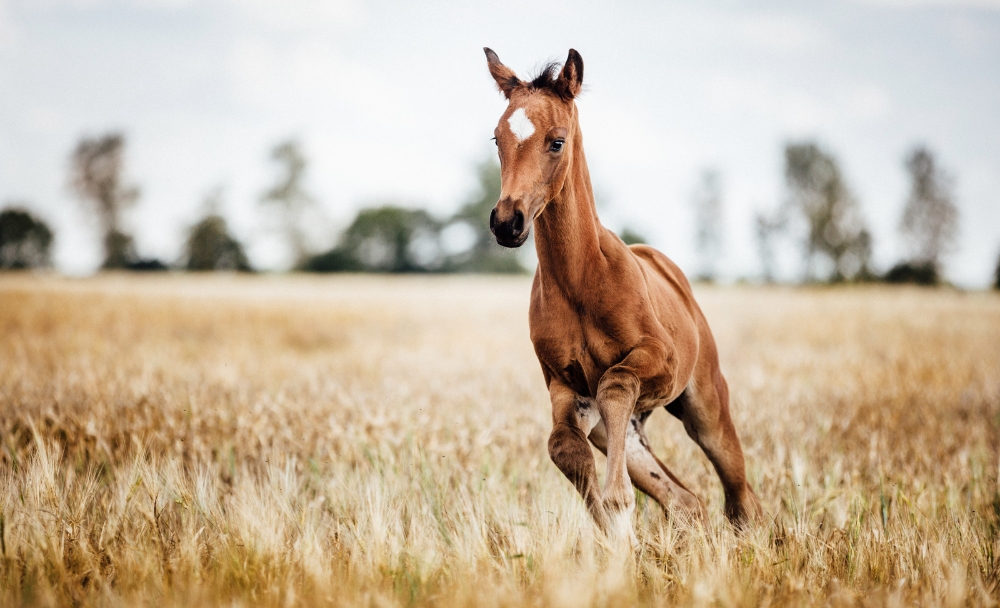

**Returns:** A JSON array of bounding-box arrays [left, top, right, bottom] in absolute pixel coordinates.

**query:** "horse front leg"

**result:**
[[596, 339, 676, 547], [594, 367, 640, 547], [547, 381, 609, 532]]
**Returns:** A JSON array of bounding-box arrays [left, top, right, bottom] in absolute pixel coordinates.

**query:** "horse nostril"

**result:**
[[489, 208, 498, 233], [511, 210, 525, 237]]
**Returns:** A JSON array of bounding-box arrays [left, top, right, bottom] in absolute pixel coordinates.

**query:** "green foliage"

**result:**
[[70, 133, 141, 269], [185, 215, 251, 272], [302, 248, 361, 273], [101, 230, 137, 270], [884, 261, 939, 286], [304, 206, 440, 273], [0, 207, 53, 269], [305, 159, 525, 274], [261, 139, 316, 266], [618, 228, 646, 246], [994, 252, 1000, 291], [442, 160, 524, 273], [98, 229, 167, 271], [784, 142, 872, 282], [900, 146, 958, 271]]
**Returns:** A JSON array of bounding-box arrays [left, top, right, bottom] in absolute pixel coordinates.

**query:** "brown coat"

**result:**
[[485, 48, 762, 542]]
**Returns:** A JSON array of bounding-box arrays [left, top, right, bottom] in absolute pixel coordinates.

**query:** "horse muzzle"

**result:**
[[490, 206, 529, 248]]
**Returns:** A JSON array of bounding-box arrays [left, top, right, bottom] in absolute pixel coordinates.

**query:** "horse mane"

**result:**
[[528, 61, 575, 101]]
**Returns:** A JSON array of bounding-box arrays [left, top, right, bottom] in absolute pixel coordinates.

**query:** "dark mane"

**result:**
[[528, 61, 574, 100], [529, 62, 561, 90]]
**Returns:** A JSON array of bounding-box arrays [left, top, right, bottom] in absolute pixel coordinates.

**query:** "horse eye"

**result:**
[[491, 137, 498, 146], [550, 139, 564, 153]]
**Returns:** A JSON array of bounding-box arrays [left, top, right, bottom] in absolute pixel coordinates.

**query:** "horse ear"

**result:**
[[556, 48, 584, 99], [484, 47, 520, 99]]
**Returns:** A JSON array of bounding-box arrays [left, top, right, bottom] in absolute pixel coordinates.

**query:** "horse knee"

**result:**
[[602, 487, 635, 515], [548, 424, 594, 485]]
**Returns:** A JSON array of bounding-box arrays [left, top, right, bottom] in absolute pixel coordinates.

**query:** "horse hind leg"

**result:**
[[625, 413, 706, 523], [589, 411, 706, 523], [668, 376, 763, 527]]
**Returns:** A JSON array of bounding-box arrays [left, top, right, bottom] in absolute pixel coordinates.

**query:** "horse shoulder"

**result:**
[[529, 270, 592, 392]]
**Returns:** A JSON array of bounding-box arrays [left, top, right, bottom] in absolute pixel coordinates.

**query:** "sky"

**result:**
[[1, 0, 998, 285]]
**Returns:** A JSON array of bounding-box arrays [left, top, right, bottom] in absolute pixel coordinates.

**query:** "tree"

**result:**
[[304, 205, 441, 273], [899, 145, 958, 272], [70, 133, 140, 269], [884, 261, 937, 286], [185, 216, 251, 271], [784, 142, 872, 282], [184, 192, 251, 272], [305, 159, 529, 274], [260, 139, 316, 267], [443, 159, 524, 273], [692, 169, 724, 282], [994, 250, 1000, 291], [618, 227, 646, 246], [0, 207, 54, 269], [754, 208, 786, 284]]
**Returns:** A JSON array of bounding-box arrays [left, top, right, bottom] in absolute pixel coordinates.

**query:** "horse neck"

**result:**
[[533, 117, 608, 291]]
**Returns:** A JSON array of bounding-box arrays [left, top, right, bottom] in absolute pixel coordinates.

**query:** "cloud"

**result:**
[[845, 85, 892, 120], [854, 0, 1000, 9], [707, 77, 894, 131], [10, 0, 196, 10], [728, 14, 829, 53], [947, 13, 998, 53], [223, 0, 363, 32], [707, 77, 831, 131], [10, 0, 363, 27], [226, 37, 406, 124], [0, 0, 14, 47], [24, 106, 69, 133]]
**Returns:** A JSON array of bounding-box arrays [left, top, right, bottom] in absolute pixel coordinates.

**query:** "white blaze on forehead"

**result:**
[[507, 107, 535, 143]]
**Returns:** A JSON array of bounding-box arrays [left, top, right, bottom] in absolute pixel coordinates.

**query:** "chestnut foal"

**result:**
[[484, 48, 762, 544]]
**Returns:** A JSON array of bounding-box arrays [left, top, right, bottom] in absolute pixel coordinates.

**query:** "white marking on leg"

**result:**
[[575, 398, 602, 435], [625, 417, 647, 461], [606, 505, 637, 549], [625, 415, 705, 517], [507, 108, 535, 143]]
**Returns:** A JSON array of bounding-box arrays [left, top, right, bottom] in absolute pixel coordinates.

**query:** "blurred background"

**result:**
[[1, 0, 998, 287]]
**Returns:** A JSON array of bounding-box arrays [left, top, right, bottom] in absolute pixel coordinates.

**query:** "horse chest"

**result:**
[[530, 291, 684, 410], [531, 311, 628, 398]]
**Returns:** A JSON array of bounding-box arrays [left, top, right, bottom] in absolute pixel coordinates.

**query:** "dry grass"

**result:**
[[1, 273, 999, 607]]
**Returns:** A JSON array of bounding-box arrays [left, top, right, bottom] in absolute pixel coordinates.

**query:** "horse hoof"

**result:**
[[603, 505, 638, 551]]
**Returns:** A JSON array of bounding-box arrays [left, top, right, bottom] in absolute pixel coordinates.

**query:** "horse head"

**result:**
[[484, 48, 584, 248]]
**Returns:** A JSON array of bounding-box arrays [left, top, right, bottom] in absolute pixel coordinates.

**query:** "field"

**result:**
[[1, 274, 1000, 607]]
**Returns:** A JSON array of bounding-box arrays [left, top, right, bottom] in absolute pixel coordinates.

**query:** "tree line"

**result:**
[[0, 133, 524, 275], [698, 141, 978, 287], [2, 132, 999, 289]]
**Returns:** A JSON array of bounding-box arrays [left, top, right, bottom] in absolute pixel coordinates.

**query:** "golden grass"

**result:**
[[1, 274, 999, 607]]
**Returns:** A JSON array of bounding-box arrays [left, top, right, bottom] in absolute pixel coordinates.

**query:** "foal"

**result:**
[[484, 48, 762, 544]]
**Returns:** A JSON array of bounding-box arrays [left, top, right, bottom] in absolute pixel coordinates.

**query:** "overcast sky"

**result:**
[[1, 0, 998, 284]]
